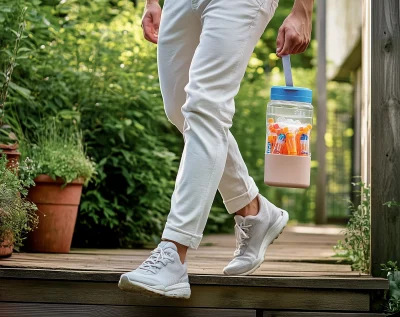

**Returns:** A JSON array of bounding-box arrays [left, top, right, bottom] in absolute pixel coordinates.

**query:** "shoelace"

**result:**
[[139, 247, 174, 274], [234, 222, 252, 256]]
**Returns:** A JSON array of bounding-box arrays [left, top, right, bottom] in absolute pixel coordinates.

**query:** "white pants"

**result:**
[[158, 0, 279, 249]]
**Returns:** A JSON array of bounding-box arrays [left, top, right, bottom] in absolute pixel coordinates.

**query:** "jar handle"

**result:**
[[282, 55, 293, 87]]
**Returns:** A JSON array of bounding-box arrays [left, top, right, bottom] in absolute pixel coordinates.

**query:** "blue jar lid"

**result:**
[[271, 86, 312, 103]]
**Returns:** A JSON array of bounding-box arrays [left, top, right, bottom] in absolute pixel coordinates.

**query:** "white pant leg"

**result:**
[[159, 0, 279, 249], [158, 0, 264, 215]]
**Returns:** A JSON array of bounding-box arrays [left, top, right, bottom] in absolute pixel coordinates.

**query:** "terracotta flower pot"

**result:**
[[0, 143, 20, 170], [26, 175, 84, 253], [0, 232, 13, 258]]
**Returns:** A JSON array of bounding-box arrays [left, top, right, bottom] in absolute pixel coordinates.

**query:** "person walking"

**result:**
[[119, 0, 313, 299]]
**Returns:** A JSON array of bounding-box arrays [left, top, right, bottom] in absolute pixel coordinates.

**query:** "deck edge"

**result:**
[[0, 268, 389, 290]]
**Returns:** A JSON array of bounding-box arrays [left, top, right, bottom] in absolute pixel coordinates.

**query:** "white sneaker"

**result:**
[[118, 241, 191, 299], [223, 195, 289, 276]]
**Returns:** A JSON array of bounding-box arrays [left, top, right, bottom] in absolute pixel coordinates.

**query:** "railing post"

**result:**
[[316, 0, 327, 224], [370, 0, 400, 277]]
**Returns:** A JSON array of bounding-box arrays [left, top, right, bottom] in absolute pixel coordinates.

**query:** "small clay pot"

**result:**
[[25, 175, 84, 253], [0, 143, 20, 170]]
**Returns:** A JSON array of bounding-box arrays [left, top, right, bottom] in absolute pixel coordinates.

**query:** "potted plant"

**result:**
[[0, 155, 38, 257], [24, 121, 96, 253]]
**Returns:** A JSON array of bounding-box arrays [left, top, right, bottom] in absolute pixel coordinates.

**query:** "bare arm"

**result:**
[[142, 0, 161, 44], [276, 0, 314, 57]]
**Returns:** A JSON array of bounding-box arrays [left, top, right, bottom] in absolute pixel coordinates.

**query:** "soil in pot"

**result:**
[[25, 175, 84, 253]]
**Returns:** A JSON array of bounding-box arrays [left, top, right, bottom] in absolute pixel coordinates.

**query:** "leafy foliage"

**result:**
[[334, 181, 400, 278], [0, 2, 28, 143], [380, 203, 400, 313], [334, 181, 370, 273], [3, 0, 179, 247], [0, 155, 38, 250], [381, 261, 400, 313], [384, 201, 400, 209]]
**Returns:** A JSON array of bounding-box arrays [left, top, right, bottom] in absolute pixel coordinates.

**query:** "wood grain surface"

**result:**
[[0, 225, 352, 277], [370, 0, 400, 277]]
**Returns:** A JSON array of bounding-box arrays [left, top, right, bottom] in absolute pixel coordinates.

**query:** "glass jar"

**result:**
[[264, 86, 313, 188]]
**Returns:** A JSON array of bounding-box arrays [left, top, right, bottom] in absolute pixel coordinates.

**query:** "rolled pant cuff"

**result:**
[[223, 183, 259, 214], [162, 223, 203, 249]]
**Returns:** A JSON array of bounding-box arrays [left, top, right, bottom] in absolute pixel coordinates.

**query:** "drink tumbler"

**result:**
[[264, 55, 313, 188]]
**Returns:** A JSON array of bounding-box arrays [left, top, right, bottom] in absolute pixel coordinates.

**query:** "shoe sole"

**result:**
[[118, 275, 191, 299], [225, 209, 289, 276]]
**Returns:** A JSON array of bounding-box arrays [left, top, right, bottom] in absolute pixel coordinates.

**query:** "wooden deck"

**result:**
[[0, 225, 389, 316], [1, 225, 357, 276]]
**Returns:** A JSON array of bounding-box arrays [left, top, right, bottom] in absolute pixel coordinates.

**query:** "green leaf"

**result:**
[[134, 121, 145, 130], [10, 29, 20, 38], [8, 81, 31, 99], [17, 47, 31, 53], [57, 110, 81, 122], [118, 130, 125, 143], [1, 49, 13, 58]]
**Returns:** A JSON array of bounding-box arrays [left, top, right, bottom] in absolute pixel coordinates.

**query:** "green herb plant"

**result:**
[[26, 120, 96, 185], [334, 181, 370, 273], [0, 155, 38, 250]]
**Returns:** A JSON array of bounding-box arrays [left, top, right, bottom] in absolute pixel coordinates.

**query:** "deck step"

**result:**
[[0, 303, 388, 317], [0, 268, 388, 314]]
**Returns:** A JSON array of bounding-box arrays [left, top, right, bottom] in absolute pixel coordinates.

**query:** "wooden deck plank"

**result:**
[[0, 246, 349, 261], [0, 225, 388, 291], [0, 226, 352, 278], [0, 279, 371, 311], [0, 268, 388, 290], [0, 303, 387, 317], [0, 255, 354, 274], [263, 312, 386, 317], [0, 303, 256, 317]]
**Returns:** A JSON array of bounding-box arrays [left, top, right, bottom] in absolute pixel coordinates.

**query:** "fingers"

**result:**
[[290, 42, 307, 55], [276, 27, 310, 57], [291, 42, 304, 55], [142, 17, 158, 44], [152, 9, 161, 37], [276, 27, 285, 55], [299, 40, 310, 53], [277, 28, 296, 56], [293, 40, 310, 54], [142, 5, 162, 44]]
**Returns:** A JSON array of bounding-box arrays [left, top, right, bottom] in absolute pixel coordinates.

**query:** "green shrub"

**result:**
[[334, 181, 370, 273], [0, 2, 28, 143], [4, 0, 179, 247], [381, 261, 400, 313], [334, 182, 400, 278], [0, 155, 38, 250]]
